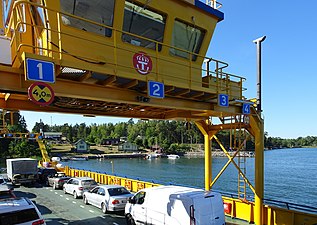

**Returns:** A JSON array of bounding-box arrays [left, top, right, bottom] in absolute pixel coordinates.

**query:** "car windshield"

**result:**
[[0, 208, 40, 224], [82, 180, 97, 186], [0, 191, 12, 199], [108, 187, 130, 196]]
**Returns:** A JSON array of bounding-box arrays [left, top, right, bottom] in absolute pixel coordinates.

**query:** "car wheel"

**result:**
[[53, 183, 56, 190], [63, 187, 67, 194], [83, 196, 88, 205], [73, 191, 78, 199], [125, 214, 136, 225], [101, 203, 107, 214]]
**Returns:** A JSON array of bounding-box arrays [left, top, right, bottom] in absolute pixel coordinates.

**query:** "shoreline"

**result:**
[[60, 151, 255, 161]]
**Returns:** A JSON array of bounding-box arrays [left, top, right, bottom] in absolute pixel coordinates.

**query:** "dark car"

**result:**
[[38, 167, 57, 184], [0, 185, 16, 199], [47, 172, 71, 189]]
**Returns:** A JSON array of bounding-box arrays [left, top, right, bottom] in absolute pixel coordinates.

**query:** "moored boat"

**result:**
[[167, 154, 180, 159], [70, 157, 88, 161]]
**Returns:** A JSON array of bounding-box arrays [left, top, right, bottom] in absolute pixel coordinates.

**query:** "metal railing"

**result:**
[[5, 0, 245, 100], [64, 165, 317, 224]]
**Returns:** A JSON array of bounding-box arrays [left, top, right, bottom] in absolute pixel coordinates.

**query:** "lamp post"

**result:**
[[253, 36, 266, 113], [110, 160, 114, 174], [253, 35, 266, 225]]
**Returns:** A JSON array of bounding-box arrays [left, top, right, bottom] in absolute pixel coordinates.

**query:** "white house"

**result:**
[[118, 142, 138, 152], [74, 139, 89, 153]]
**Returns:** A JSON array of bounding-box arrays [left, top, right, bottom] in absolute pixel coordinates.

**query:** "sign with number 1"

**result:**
[[26, 58, 55, 83], [218, 94, 229, 107]]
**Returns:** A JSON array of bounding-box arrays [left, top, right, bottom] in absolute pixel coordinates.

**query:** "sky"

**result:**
[[20, 0, 317, 139]]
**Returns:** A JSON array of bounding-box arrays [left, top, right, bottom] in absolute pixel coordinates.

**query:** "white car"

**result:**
[[83, 185, 133, 213], [63, 177, 97, 199], [0, 175, 7, 185], [0, 197, 46, 224]]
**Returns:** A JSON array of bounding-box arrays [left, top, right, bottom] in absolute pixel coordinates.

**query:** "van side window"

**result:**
[[60, 0, 114, 37], [170, 19, 205, 61], [122, 1, 166, 50], [134, 191, 146, 204]]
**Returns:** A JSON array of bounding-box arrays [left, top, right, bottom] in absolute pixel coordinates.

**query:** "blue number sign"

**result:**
[[242, 103, 251, 114], [26, 58, 55, 83], [218, 94, 229, 107], [148, 81, 164, 99]]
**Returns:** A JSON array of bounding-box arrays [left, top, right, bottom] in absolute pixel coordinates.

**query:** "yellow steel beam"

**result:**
[[0, 65, 244, 119], [209, 122, 250, 131], [210, 137, 248, 188], [96, 75, 116, 86], [78, 71, 92, 82], [249, 112, 264, 225], [212, 135, 255, 193], [213, 135, 255, 193]]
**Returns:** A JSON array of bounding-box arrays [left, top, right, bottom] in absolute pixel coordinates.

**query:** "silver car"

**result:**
[[47, 172, 71, 189], [83, 185, 133, 213], [63, 177, 97, 199]]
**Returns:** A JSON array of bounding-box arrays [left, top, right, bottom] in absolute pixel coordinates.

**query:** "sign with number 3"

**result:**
[[218, 94, 229, 107]]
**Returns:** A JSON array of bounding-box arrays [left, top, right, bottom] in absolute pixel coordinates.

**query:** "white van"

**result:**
[[125, 185, 225, 225]]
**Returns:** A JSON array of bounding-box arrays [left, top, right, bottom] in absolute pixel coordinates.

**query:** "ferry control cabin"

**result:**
[[1, 0, 245, 119]]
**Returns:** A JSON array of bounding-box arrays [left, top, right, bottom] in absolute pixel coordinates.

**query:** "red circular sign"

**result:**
[[133, 52, 152, 75], [28, 82, 55, 106]]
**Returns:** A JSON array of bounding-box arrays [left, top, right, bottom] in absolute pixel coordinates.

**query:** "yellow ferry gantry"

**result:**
[[0, 0, 268, 224]]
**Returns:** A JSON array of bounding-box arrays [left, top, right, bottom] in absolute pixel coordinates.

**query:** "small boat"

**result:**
[[146, 154, 158, 159], [167, 154, 180, 159], [70, 156, 88, 161]]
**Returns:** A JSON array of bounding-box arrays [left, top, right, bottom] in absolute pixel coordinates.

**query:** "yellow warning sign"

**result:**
[[28, 82, 55, 106]]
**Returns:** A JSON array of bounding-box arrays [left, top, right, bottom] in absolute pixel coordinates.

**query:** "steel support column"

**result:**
[[204, 132, 211, 191], [195, 120, 218, 191], [250, 114, 264, 225]]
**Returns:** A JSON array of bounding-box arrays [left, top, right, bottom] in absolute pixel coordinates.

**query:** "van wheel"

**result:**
[[126, 214, 136, 225], [101, 203, 107, 214], [53, 183, 56, 190]]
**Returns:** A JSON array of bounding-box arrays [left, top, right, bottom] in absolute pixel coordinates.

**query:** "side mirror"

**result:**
[[128, 197, 136, 204]]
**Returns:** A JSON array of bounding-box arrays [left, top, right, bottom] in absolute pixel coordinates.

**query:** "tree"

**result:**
[[8, 139, 40, 158], [7, 114, 28, 133], [32, 120, 50, 133]]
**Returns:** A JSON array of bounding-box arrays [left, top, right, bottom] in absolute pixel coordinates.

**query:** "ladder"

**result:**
[[226, 115, 248, 200]]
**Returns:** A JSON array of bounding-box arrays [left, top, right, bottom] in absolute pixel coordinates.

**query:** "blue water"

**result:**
[[62, 148, 317, 207]]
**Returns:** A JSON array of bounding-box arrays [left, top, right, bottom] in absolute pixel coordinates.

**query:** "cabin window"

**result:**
[[2, 0, 12, 26], [60, 0, 115, 37], [170, 20, 205, 61], [29, 0, 45, 34], [122, 1, 166, 51]]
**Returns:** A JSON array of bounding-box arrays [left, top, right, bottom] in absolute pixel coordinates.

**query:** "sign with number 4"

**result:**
[[242, 103, 250, 114]]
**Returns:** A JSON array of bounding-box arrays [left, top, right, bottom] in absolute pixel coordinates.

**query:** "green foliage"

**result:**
[[8, 139, 41, 158], [30, 118, 317, 152]]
